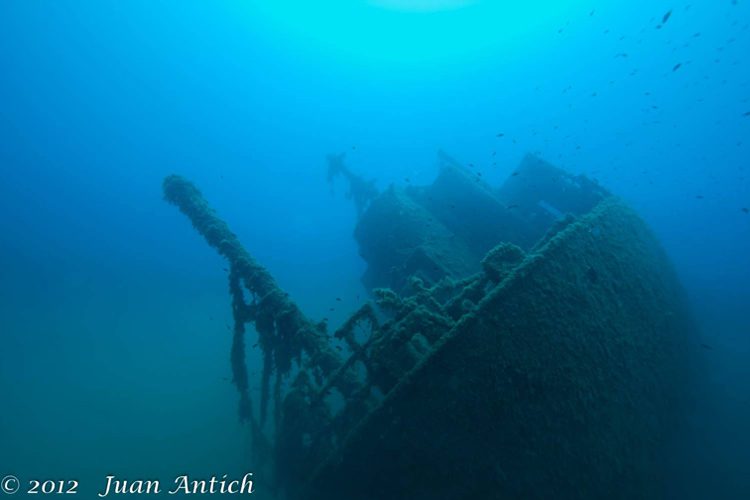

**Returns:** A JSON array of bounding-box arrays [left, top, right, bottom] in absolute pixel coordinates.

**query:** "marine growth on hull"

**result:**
[[164, 153, 694, 500]]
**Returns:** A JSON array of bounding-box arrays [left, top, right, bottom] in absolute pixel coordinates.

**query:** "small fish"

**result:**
[[662, 9, 672, 24], [672, 63, 682, 71], [335, 297, 342, 302], [700, 343, 712, 350], [512, 171, 519, 176], [742, 207, 749, 214], [496, 133, 505, 138], [743, 111, 750, 117], [695, 195, 704, 199], [507, 204, 519, 209], [615, 52, 629, 58]]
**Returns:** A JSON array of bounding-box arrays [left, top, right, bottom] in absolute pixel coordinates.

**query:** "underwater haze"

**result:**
[[1, 1, 748, 498]]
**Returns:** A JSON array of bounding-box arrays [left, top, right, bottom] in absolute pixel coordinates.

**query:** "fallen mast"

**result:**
[[163, 176, 359, 432]]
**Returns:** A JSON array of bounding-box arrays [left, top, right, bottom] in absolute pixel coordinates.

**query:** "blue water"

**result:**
[[1, 1, 748, 498]]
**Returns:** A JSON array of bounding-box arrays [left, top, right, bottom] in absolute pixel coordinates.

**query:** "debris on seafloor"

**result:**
[[164, 151, 698, 500]]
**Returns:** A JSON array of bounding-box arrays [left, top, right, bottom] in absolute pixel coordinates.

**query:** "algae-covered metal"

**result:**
[[164, 153, 694, 499]]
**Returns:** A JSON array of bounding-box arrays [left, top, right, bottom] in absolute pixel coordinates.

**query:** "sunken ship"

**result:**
[[163, 152, 695, 500]]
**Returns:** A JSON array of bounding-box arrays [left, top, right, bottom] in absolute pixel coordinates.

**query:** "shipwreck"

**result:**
[[163, 152, 696, 500]]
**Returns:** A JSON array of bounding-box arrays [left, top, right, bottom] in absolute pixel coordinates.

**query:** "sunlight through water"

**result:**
[[240, 0, 590, 66]]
